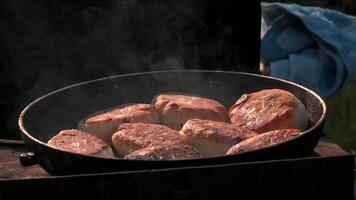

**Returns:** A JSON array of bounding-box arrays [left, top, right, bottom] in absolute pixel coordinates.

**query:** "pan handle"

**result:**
[[20, 152, 38, 166], [0, 139, 38, 166], [0, 139, 25, 148]]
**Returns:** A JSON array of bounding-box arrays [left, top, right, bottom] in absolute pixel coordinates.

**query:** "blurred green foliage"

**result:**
[[325, 81, 356, 151], [265, 0, 356, 151]]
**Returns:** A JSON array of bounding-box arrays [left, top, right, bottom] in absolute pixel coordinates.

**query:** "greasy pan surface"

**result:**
[[19, 70, 326, 175]]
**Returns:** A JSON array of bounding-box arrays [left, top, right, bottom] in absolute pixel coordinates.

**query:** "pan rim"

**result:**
[[18, 69, 327, 162]]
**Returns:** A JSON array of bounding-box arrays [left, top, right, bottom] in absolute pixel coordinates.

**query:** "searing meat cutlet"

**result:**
[[154, 93, 229, 130], [112, 123, 184, 157], [229, 89, 308, 133], [180, 119, 258, 156], [226, 129, 301, 155], [125, 144, 202, 160], [78, 104, 159, 146], [47, 129, 114, 158]]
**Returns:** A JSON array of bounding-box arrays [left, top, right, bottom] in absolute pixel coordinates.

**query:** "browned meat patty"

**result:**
[[153, 93, 229, 130], [226, 129, 301, 155], [125, 144, 202, 160], [179, 119, 258, 156], [78, 104, 159, 146], [229, 89, 308, 133], [112, 123, 184, 157], [47, 129, 114, 158]]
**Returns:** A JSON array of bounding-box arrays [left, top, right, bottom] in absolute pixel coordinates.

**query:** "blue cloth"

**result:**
[[261, 2, 356, 97]]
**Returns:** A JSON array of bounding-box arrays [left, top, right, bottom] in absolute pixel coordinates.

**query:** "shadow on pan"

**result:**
[[18, 70, 326, 175]]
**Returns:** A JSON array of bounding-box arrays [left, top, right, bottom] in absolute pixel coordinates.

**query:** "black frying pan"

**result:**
[[18, 70, 326, 175]]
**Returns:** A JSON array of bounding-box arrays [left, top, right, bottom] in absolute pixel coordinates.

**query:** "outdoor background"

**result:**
[[265, 0, 356, 152]]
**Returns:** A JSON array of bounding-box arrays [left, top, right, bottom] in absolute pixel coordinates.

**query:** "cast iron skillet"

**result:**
[[18, 70, 326, 175]]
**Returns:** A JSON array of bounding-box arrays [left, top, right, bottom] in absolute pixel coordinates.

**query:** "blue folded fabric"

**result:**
[[261, 2, 356, 97]]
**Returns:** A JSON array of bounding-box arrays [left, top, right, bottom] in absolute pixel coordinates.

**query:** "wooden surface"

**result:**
[[0, 140, 349, 180]]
